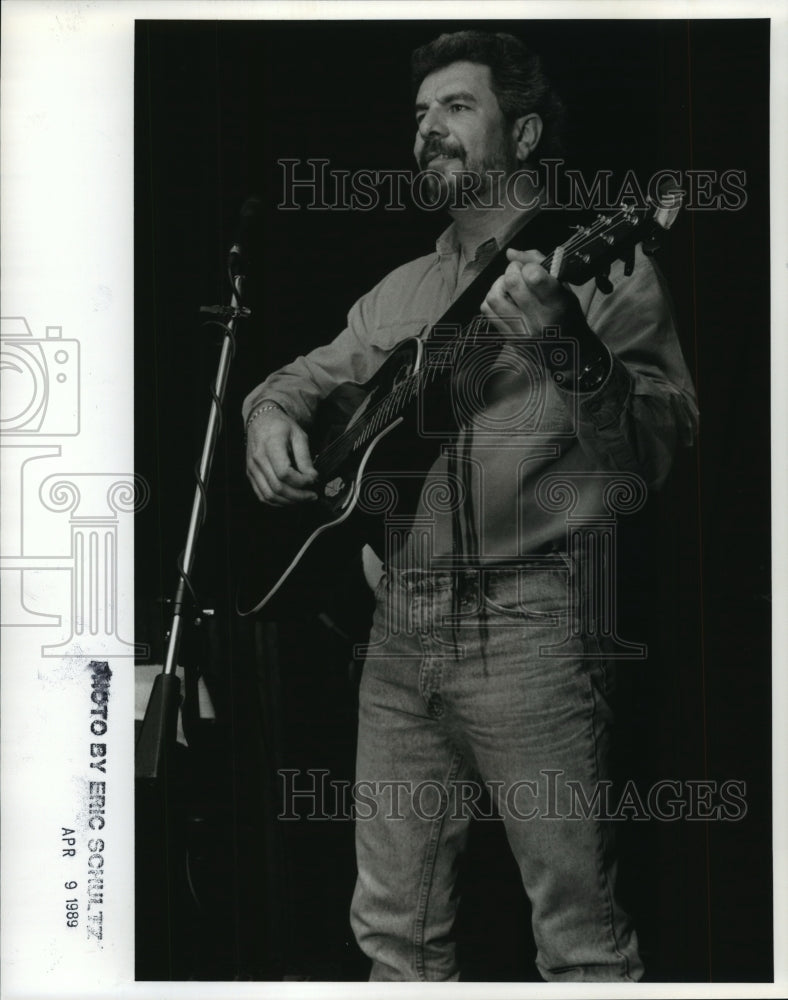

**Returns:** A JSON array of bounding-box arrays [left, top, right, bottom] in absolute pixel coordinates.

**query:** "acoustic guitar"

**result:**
[[237, 195, 682, 617]]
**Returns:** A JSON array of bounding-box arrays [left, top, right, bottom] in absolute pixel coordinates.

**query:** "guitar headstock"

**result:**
[[549, 188, 685, 289]]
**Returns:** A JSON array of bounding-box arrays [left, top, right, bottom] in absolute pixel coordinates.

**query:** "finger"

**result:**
[[260, 452, 319, 502], [505, 249, 558, 302], [248, 449, 317, 504], [480, 296, 518, 336], [246, 463, 291, 506], [277, 481, 320, 502], [246, 421, 314, 487], [289, 427, 319, 480], [505, 248, 546, 266], [485, 274, 528, 325], [245, 441, 271, 500], [518, 261, 561, 305], [267, 435, 317, 489], [503, 260, 529, 298], [247, 454, 279, 502], [245, 463, 267, 503], [485, 274, 516, 311]]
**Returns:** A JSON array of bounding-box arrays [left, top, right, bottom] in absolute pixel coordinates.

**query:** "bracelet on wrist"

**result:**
[[245, 400, 285, 433]]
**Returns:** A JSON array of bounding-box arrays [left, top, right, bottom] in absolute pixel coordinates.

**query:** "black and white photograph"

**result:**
[[134, 13, 772, 986], [1, 3, 786, 998]]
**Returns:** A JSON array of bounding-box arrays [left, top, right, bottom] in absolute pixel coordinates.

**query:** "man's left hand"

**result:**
[[480, 248, 585, 338]]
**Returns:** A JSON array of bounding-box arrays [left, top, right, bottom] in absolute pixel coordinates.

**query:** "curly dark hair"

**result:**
[[411, 30, 566, 164]]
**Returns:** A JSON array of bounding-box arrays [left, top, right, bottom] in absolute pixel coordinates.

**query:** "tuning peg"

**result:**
[[651, 187, 684, 230], [595, 272, 614, 294]]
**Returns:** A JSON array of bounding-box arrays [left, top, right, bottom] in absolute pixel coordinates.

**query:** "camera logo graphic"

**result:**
[[417, 322, 579, 441], [0, 317, 80, 435]]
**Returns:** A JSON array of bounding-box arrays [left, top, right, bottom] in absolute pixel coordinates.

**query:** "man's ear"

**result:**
[[512, 113, 543, 163]]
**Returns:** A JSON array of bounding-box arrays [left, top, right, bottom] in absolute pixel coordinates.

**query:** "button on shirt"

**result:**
[[243, 210, 698, 566]]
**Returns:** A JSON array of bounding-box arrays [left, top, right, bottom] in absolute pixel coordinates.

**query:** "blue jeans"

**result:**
[[350, 560, 643, 982]]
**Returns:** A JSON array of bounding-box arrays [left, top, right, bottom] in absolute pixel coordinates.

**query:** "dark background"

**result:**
[[134, 19, 772, 983]]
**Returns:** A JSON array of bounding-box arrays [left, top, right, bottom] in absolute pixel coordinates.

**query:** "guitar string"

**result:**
[[314, 206, 643, 476]]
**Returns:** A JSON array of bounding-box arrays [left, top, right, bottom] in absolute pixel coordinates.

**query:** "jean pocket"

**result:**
[[481, 593, 569, 623], [481, 567, 571, 622]]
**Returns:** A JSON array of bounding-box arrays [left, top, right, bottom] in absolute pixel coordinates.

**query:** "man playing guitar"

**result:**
[[243, 30, 697, 982]]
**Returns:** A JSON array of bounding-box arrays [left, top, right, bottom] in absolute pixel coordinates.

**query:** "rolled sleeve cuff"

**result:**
[[576, 354, 633, 429]]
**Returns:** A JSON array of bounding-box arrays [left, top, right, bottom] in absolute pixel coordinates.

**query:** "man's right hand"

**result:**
[[245, 407, 319, 505]]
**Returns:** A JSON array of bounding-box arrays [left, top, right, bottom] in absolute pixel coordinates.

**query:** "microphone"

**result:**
[[228, 195, 263, 273]]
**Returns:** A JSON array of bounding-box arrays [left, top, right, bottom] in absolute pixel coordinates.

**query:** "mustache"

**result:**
[[418, 139, 466, 170]]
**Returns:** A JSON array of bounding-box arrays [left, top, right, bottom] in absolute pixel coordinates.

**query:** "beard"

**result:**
[[417, 133, 520, 209]]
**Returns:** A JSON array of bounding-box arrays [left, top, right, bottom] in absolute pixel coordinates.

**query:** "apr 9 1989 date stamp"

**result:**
[[58, 660, 113, 944]]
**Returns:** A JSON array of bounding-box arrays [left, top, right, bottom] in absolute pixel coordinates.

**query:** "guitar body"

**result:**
[[237, 337, 452, 616]]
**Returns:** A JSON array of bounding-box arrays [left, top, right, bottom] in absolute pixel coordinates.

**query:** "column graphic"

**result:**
[[38, 474, 149, 658], [535, 471, 648, 658]]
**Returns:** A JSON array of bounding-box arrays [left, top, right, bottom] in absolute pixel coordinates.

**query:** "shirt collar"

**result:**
[[435, 202, 543, 263]]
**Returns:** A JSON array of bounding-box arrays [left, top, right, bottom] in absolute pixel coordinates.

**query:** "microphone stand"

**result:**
[[136, 250, 250, 782]]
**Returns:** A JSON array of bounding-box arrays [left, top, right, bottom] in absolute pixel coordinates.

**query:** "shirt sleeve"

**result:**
[[242, 285, 388, 428], [570, 247, 699, 490]]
